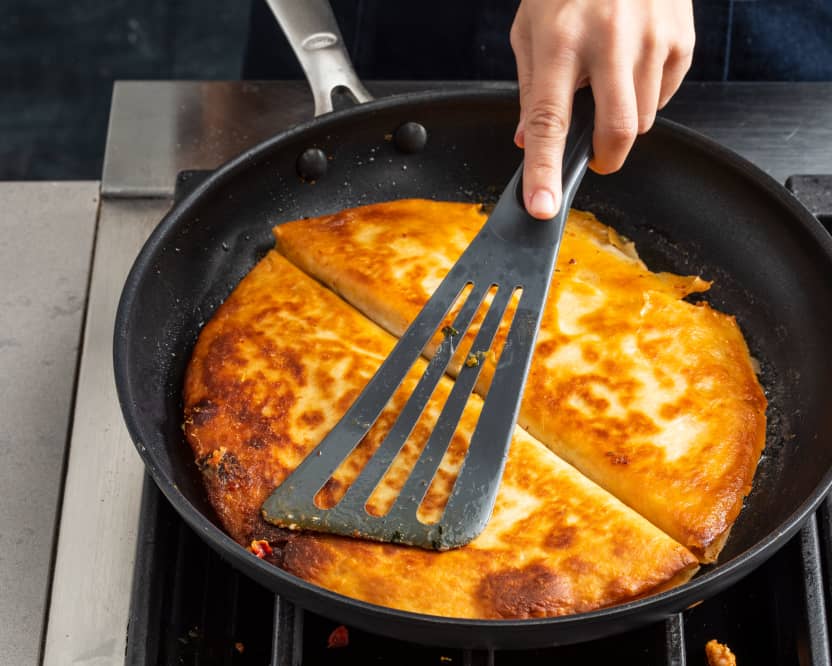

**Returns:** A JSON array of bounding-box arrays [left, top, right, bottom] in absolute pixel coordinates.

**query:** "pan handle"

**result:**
[[265, 0, 374, 116]]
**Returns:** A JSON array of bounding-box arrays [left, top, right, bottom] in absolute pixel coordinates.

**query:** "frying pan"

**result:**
[[114, 1, 832, 650]]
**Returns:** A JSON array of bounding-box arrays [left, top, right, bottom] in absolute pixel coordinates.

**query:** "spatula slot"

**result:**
[[312, 280, 487, 514], [415, 285, 522, 525], [311, 380, 415, 511], [464, 286, 523, 400]]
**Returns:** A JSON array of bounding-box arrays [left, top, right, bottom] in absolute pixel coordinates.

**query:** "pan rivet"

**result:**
[[296, 148, 328, 182], [394, 122, 428, 154]]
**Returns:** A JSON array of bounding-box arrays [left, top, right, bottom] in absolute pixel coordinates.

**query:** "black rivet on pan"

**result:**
[[296, 147, 328, 182], [394, 122, 428, 154]]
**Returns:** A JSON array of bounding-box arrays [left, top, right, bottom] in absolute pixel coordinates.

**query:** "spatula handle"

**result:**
[[488, 88, 595, 248], [558, 87, 596, 213], [516, 87, 595, 218]]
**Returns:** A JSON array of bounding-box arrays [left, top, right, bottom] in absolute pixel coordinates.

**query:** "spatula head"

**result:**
[[261, 89, 595, 550]]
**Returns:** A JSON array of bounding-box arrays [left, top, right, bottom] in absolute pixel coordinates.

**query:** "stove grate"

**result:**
[[126, 473, 832, 665]]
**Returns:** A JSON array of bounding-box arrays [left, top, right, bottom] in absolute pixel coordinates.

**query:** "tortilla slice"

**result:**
[[183, 250, 698, 619], [272, 199, 768, 562]]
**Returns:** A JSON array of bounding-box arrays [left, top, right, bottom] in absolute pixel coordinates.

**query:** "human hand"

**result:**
[[510, 0, 695, 219]]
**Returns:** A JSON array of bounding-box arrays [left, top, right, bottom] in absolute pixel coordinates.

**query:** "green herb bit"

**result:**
[[441, 325, 459, 337], [465, 350, 488, 367]]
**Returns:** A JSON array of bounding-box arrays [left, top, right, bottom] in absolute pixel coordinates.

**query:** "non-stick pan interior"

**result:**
[[115, 90, 832, 646]]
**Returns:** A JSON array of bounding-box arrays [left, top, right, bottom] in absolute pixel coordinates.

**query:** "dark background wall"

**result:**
[[3, 0, 830, 181], [0, 0, 252, 180]]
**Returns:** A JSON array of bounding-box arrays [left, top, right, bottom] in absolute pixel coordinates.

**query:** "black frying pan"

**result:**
[[114, 5, 832, 652]]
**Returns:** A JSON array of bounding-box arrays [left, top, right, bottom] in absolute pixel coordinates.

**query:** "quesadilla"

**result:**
[[183, 250, 698, 618]]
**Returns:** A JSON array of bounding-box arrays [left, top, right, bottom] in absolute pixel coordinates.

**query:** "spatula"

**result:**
[[262, 89, 595, 550]]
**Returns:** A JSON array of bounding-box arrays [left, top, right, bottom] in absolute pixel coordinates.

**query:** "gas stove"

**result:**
[[128, 453, 832, 665], [40, 81, 832, 665], [126, 171, 832, 666]]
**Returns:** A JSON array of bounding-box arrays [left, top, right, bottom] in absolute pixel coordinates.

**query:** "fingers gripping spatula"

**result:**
[[262, 90, 595, 550]]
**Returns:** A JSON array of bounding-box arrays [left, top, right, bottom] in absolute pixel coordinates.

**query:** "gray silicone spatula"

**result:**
[[262, 89, 595, 550]]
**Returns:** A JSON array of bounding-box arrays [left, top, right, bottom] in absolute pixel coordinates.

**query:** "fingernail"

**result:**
[[529, 189, 558, 218]]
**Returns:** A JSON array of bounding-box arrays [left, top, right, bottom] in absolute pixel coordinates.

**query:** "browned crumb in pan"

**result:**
[[706, 639, 738, 666]]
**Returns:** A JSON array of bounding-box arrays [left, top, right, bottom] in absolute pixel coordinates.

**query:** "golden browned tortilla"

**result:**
[[183, 250, 698, 619], [273, 199, 768, 562]]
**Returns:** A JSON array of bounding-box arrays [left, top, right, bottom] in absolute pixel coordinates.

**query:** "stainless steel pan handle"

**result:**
[[265, 0, 374, 116]]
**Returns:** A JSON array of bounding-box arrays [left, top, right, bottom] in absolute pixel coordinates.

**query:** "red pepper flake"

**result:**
[[234, 642, 245, 654], [327, 625, 349, 648], [249, 539, 273, 559]]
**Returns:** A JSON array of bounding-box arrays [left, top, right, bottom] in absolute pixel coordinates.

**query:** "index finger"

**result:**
[[521, 43, 581, 219]]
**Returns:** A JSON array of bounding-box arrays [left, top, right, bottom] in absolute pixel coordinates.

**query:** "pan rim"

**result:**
[[114, 87, 832, 646]]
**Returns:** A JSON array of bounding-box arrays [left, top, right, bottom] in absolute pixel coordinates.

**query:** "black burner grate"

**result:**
[[125, 174, 832, 666], [126, 473, 832, 666]]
